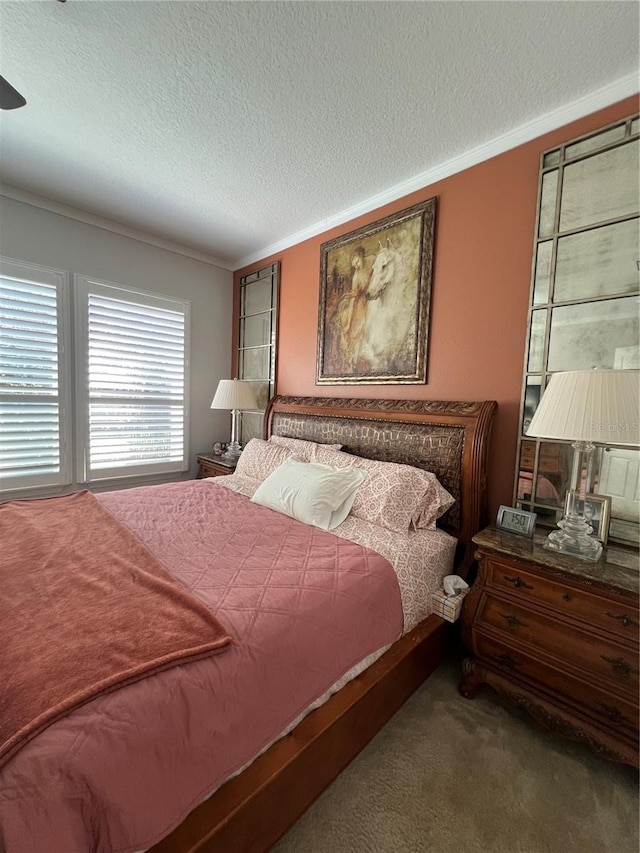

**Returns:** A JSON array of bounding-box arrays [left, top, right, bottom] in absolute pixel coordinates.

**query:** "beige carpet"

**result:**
[[272, 657, 639, 853]]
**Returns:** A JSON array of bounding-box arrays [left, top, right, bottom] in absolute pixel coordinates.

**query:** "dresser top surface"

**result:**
[[196, 453, 237, 468], [474, 526, 640, 596]]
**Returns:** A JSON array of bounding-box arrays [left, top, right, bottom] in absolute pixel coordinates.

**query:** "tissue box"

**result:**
[[431, 589, 469, 623]]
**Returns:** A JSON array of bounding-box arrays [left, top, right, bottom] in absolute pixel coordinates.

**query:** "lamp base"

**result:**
[[543, 516, 603, 562], [222, 441, 242, 461]]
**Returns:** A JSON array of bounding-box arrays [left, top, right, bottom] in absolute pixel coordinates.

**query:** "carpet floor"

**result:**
[[272, 657, 639, 853]]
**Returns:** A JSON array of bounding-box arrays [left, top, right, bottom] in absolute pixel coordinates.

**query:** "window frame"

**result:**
[[74, 274, 191, 484], [0, 257, 72, 492]]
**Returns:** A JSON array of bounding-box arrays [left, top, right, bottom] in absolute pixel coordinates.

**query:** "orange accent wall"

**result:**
[[234, 96, 638, 518]]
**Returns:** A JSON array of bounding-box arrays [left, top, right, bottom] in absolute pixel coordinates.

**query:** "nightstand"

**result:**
[[196, 453, 237, 479], [460, 526, 639, 768]]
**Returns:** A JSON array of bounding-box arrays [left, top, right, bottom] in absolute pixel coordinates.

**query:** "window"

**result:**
[[0, 259, 71, 491], [237, 263, 279, 444], [75, 276, 190, 482], [1, 263, 190, 495]]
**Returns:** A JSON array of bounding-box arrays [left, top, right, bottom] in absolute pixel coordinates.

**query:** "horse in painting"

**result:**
[[358, 243, 417, 374]]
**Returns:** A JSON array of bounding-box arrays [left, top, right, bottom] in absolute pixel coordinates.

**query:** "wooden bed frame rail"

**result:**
[[152, 618, 450, 853]]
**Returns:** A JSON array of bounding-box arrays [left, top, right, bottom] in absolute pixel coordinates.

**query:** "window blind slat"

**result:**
[[0, 328, 58, 346], [87, 330, 184, 355], [2, 464, 61, 478], [2, 434, 60, 446], [0, 340, 58, 355], [1, 281, 57, 294], [1, 447, 61, 462], [1, 351, 61, 367], [2, 365, 58, 380], [89, 294, 184, 322], [89, 314, 184, 337], [1, 297, 58, 315], [87, 349, 183, 368]]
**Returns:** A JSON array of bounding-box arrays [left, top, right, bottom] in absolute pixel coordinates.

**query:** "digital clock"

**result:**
[[496, 505, 537, 538]]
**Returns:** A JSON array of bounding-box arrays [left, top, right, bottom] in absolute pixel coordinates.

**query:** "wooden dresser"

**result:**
[[460, 526, 639, 768], [196, 453, 237, 479]]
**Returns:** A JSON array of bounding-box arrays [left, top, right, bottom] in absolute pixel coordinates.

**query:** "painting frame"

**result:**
[[316, 198, 436, 385], [565, 492, 612, 544]]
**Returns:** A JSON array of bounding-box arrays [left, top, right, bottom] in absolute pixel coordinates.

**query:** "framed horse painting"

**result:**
[[316, 198, 436, 385]]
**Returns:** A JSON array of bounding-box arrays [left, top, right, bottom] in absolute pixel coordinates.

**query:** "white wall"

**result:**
[[0, 195, 233, 487]]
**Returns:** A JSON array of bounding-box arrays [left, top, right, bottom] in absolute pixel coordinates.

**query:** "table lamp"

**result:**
[[526, 369, 639, 561], [210, 379, 258, 461]]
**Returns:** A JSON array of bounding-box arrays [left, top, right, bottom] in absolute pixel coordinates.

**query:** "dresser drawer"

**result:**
[[475, 634, 639, 740], [464, 529, 640, 769], [476, 592, 639, 695], [197, 457, 236, 478], [484, 558, 639, 643], [200, 461, 232, 477]]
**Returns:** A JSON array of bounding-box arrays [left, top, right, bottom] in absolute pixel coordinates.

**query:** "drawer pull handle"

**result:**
[[500, 612, 526, 629], [601, 655, 637, 677], [503, 575, 533, 590], [496, 653, 518, 670], [605, 611, 638, 629], [563, 592, 573, 603], [595, 703, 631, 726]]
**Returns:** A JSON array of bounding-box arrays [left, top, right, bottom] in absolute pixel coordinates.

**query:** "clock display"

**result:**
[[504, 510, 527, 531], [496, 505, 536, 538]]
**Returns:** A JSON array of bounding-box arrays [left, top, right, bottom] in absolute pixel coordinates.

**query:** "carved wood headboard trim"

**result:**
[[264, 396, 497, 576]]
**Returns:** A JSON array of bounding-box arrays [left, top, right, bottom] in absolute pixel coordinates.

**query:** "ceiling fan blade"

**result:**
[[0, 76, 27, 110]]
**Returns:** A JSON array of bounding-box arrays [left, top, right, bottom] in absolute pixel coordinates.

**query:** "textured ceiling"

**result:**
[[0, 1, 638, 269]]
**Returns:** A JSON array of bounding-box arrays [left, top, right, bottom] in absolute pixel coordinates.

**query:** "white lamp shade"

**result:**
[[210, 379, 258, 411], [526, 369, 640, 446]]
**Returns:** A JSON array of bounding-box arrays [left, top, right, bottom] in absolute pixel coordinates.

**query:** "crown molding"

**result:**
[[234, 72, 639, 269], [0, 184, 233, 271], [1, 70, 636, 274]]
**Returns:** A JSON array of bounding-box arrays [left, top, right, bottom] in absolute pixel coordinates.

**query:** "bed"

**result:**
[[0, 395, 496, 853]]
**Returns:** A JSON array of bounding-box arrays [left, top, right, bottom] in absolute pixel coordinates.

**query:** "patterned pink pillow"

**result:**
[[268, 435, 342, 462], [412, 479, 456, 530], [235, 439, 294, 481], [314, 446, 454, 533]]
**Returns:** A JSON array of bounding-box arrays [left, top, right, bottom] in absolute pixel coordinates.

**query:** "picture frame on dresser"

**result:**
[[565, 493, 612, 544]]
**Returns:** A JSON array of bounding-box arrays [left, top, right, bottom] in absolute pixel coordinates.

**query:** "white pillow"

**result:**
[[251, 456, 366, 531]]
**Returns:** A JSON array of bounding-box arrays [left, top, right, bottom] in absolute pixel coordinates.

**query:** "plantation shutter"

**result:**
[[0, 262, 70, 490], [76, 277, 189, 482]]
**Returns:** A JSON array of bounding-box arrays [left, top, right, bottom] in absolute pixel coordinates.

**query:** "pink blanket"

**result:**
[[0, 481, 403, 853], [0, 491, 230, 770]]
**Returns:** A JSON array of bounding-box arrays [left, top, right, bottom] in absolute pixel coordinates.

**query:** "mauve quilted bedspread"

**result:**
[[0, 481, 403, 853]]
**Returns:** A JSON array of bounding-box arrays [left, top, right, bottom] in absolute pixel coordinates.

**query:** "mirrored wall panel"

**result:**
[[515, 114, 640, 546], [237, 263, 279, 445]]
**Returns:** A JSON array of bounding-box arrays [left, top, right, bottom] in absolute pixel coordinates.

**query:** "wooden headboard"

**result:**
[[264, 395, 497, 576]]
